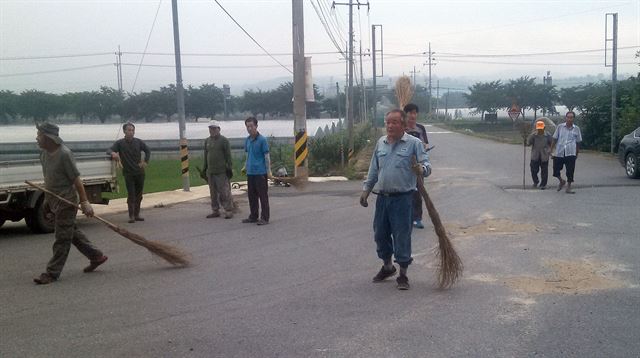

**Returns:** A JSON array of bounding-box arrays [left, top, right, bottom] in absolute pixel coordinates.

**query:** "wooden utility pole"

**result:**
[[171, 0, 189, 191], [292, 0, 308, 177]]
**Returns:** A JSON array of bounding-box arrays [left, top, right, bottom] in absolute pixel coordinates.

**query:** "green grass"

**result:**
[[104, 157, 246, 199]]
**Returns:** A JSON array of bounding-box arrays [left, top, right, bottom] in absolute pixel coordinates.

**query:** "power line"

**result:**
[[212, 0, 293, 75], [123, 50, 341, 57], [0, 64, 113, 77], [0, 52, 112, 61], [439, 46, 640, 58], [131, 0, 163, 93], [310, 0, 345, 55], [441, 58, 637, 66]]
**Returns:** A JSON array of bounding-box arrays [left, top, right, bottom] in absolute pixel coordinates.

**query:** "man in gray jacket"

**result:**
[[528, 120, 552, 189]]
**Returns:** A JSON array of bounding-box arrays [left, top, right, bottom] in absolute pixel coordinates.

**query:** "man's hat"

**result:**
[[535, 120, 545, 130], [208, 120, 221, 128], [36, 122, 63, 144]]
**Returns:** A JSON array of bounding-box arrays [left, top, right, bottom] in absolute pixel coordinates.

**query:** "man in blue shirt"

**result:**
[[360, 109, 431, 290], [242, 117, 272, 225]]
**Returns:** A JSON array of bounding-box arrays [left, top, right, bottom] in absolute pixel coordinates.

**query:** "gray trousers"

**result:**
[[208, 173, 233, 213], [46, 204, 103, 278]]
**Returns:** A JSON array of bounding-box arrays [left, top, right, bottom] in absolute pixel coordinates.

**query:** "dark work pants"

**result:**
[[125, 173, 145, 218], [47, 204, 103, 278], [247, 174, 269, 222], [530, 159, 549, 187], [411, 190, 422, 222], [553, 156, 577, 183], [373, 192, 413, 268]]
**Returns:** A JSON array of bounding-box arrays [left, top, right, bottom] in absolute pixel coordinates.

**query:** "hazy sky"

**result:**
[[1, 0, 639, 94]]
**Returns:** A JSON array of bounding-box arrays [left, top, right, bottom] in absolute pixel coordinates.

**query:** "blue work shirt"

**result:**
[[363, 133, 431, 193], [245, 133, 269, 175]]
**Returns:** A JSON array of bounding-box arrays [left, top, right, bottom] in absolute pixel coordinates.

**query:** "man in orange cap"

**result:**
[[527, 120, 552, 189]]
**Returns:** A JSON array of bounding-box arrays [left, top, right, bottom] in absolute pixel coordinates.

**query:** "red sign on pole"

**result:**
[[508, 104, 521, 122]]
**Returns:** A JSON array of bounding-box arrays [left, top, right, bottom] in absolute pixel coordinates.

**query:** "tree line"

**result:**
[[463, 74, 640, 151], [0, 82, 328, 124]]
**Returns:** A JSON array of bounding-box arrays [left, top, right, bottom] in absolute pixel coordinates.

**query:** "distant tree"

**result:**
[[464, 80, 504, 119], [558, 86, 587, 112], [321, 93, 345, 118], [93, 87, 124, 123], [63, 91, 96, 124], [504, 76, 537, 120], [241, 89, 270, 119], [530, 83, 559, 118], [18, 90, 63, 122], [185, 83, 225, 119], [0, 90, 19, 124]]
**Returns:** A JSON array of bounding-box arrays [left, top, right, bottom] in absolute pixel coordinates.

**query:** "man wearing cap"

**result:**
[[108, 122, 150, 223], [203, 120, 234, 219], [527, 119, 553, 189], [552, 111, 582, 194], [33, 122, 108, 285]]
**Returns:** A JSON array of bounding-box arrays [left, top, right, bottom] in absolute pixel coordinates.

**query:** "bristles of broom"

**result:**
[[417, 182, 463, 289], [25, 180, 191, 267], [269, 175, 308, 190], [395, 76, 414, 109]]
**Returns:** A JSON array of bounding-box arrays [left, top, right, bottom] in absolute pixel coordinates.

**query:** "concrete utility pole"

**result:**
[[371, 24, 383, 128], [292, 0, 308, 177], [435, 80, 440, 118], [359, 40, 366, 125], [115, 45, 123, 93], [410, 65, 420, 90], [606, 13, 618, 153], [336, 82, 344, 168], [427, 42, 433, 116], [333, 0, 368, 159], [171, 0, 190, 191]]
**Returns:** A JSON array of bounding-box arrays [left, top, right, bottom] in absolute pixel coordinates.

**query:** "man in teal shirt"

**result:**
[[242, 117, 272, 225]]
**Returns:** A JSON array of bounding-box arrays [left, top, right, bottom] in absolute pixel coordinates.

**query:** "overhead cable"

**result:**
[[212, 0, 293, 74]]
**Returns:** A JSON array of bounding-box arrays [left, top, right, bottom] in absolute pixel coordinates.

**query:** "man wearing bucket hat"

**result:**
[[33, 122, 108, 285], [108, 122, 151, 223], [203, 120, 234, 219], [527, 119, 553, 189]]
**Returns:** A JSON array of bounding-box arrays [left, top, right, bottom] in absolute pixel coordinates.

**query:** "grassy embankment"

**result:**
[[104, 157, 245, 200]]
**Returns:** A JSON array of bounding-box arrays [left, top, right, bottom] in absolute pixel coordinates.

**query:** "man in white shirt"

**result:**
[[552, 111, 582, 194]]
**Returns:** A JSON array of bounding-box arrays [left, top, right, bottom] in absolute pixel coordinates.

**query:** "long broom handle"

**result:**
[[25, 180, 119, 229], [412, 158, 446, 236]]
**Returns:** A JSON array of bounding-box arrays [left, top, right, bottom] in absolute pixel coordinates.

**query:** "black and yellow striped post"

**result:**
[[179, 137, 189, 181], [294, 128, 308, 177]]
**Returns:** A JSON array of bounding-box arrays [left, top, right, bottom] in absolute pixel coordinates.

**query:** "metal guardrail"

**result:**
[[0, 137, 295, 161]]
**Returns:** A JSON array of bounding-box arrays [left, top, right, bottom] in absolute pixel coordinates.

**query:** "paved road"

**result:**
[[1, 129, 639, 358]]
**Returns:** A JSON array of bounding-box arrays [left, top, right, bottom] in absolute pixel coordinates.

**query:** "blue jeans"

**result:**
[[373, 192, 414, 268]]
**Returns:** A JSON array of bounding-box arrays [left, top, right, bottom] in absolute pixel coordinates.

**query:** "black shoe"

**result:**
[[34, 273, 57, 285], [84, 255, 108, 273], [396, 275, 410, 290], [256, 219, 269, 225], [242, 218, 257, 223], [128, 218, 135, 223], [532, 182, 539, 188], [134, 217, 144, 221], [539, 185, 546, 190], [207, 212, 221, 218], [372, 265, 397, 282]]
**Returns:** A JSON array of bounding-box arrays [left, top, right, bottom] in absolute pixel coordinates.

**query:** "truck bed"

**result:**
[[0, 155, 116, 192]]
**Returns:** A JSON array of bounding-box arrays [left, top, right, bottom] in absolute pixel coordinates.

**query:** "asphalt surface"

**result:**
[[1, 128, 639, 358]]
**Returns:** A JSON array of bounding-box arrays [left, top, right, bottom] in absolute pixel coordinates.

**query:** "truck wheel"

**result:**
[[25, 197, 55, 234]]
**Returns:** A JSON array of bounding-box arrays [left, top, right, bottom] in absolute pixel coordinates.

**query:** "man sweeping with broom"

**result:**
[[33, 122, 108, 284], [360, 109, 431, 290]]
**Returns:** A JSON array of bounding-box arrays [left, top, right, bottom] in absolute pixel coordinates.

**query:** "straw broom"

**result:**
[[26, 180, 190, 267], [395, 76, 463, 289], [268, 173, 308, 189]]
